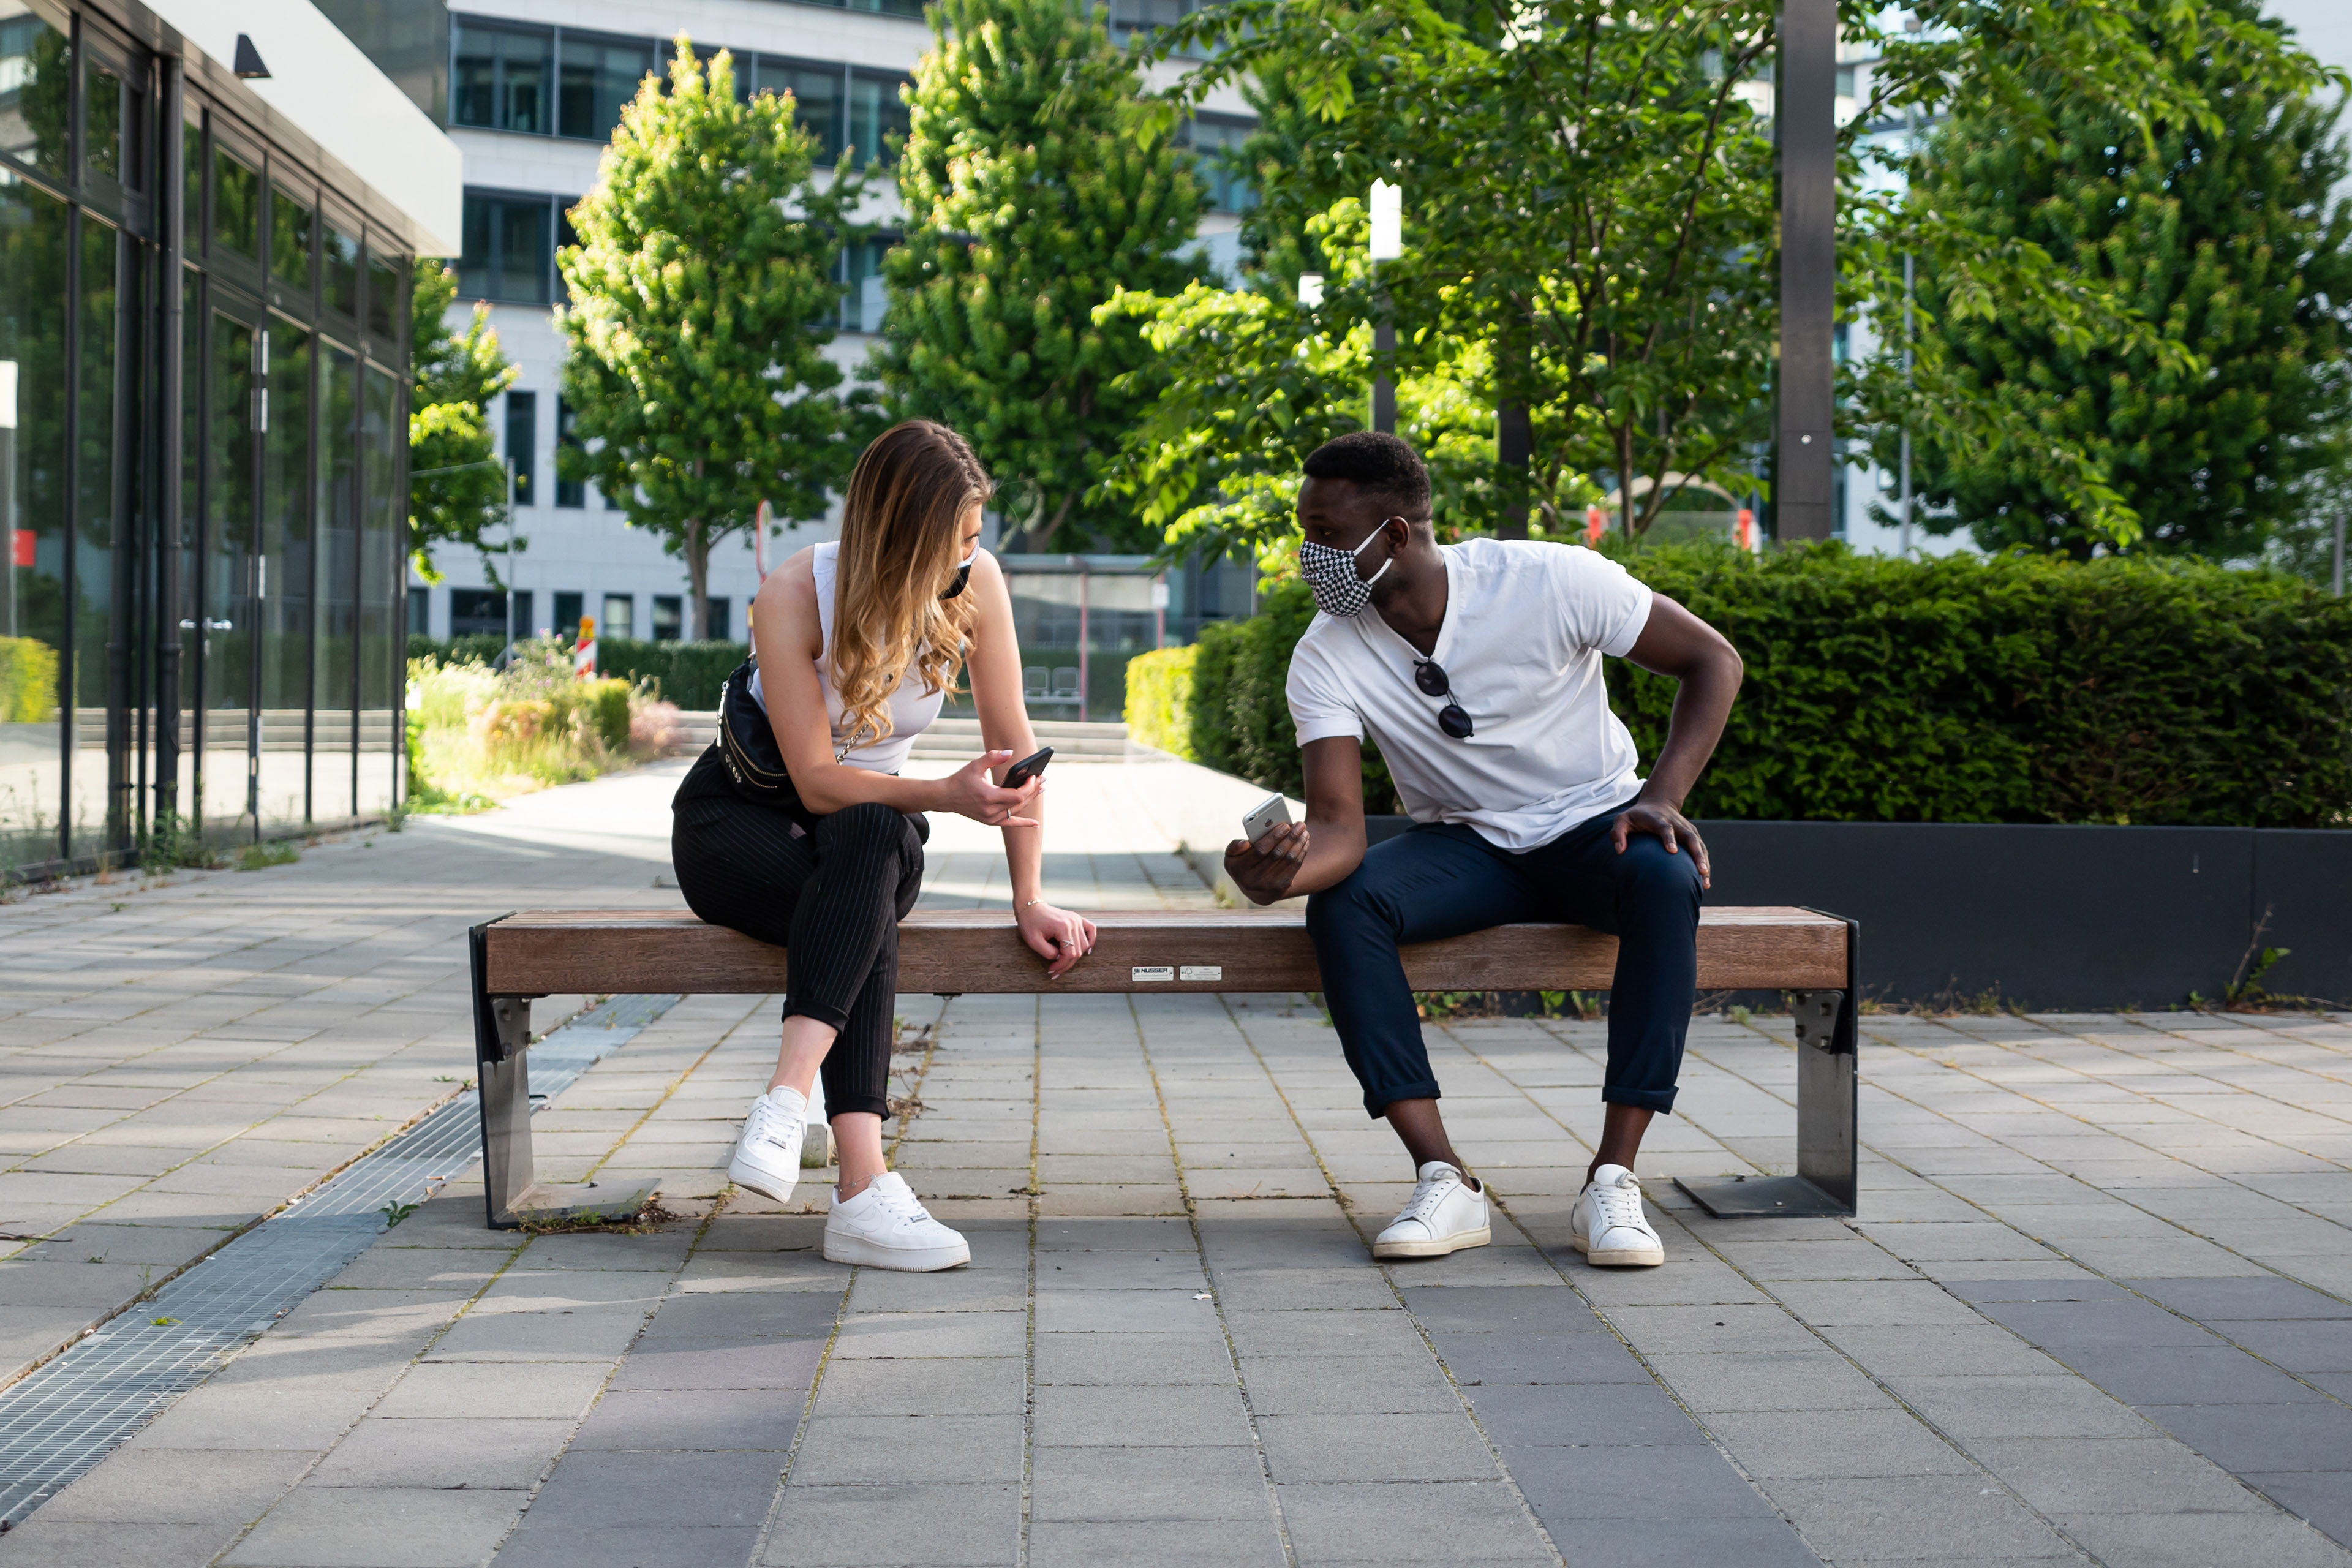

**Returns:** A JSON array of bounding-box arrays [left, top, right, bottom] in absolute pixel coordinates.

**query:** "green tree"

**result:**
[[558, 41, 870, 640], [1872, 0, 2352, 560], [407, 258, 518, 584], [878, 0, 1204, 551], [1112, 0, 2335, 560]]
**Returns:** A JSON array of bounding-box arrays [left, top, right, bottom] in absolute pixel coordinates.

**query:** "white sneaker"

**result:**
[[726, 1087, 807, 1204], [823, 1172, 970, 1271], [1571, 1163, 1665, 1267], [1372, 1161, 1491, 1260]]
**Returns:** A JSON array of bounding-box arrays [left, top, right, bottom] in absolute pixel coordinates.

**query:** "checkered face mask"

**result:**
[[1298, 524, 1395, 619]]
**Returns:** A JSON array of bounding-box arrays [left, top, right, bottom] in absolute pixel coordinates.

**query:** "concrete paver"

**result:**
[[2, 755, 2349, 1565]]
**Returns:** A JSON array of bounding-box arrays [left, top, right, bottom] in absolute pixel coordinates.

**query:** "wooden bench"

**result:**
[[468, 907, 1860, 1228]]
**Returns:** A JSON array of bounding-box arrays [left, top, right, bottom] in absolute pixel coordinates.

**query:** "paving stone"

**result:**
[[1277, 1479, 1559, 1564], [374, 1360, 613, 1423], [309, 1417, 573, 1490], [1028, 1518, 1285, 1567], [517, 1449, 785, 1529], [636, 1284, 843, 1341], [2244, 1472, 2352, 1547], [760, 1481, 1020, 1566], [1235, 1354, 1460, 1416], [2136, 1400, 2352, 1474], [1507, 1441, 1777, 1520], [807, 1355, 1023, 1415], [1702, 1409, 1977, 1480], [1428, 1330, 1656, 1387], [0, 1518, 236, 1567], [223, 1485, 526, 1567], [2127, 1276, 2352, 1322], [1027, 1445, 1273, 1521], [1762, 1474, 2076, 1560], [496, 1523, 761, 1568], [1035, 1330, 1238, 1387], [1034, 1382, 1252, 1446], [788, 1415, 1026, 1485], [2059, 1510, 2352, 1568], [831, 1310, 1027, 1360], [37, 1445, 316, 1523], [570, 1387, 803, 1450], [1461, 1382, 1711, 1448], [1256, 1412, 1502, 1483], [1642, 1349, 1888, 1414]]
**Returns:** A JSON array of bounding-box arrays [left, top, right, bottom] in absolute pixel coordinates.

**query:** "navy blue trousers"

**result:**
[[1305, 815, 1702, 1118]]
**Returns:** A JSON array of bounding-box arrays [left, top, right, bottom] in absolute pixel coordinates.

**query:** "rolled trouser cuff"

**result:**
[[783, 997, 850, 1031], [1365, 1079, 1443, 1120], [1602, 1084, 1678, 1114]]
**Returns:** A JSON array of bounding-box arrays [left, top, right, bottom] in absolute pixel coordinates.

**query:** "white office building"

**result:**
[[320, 0, 1254, 650]]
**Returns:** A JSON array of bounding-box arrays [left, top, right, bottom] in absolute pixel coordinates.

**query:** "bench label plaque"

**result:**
[[1131, 965, 1174, 982], [1180, 965, 1223, 981]]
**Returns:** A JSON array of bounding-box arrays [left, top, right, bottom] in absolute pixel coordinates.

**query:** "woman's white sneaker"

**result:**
[[1570, 1164, 1665, 1267], [1373, 1161, 1491, 1259], [824, 1172, 971, 1271], [726, 1087, 807, 1204]]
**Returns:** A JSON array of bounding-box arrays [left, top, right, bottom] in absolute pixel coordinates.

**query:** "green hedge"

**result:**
[[1140, 583, 1398, 809], [1124, 544, 2352, 827], [592, 639, 748, 709], [407, 633, 510, 666], [1125, 644, 1197, 755], [407, 635, 748, 709]]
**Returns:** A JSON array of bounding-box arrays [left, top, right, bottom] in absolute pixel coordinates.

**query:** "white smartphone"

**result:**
[[1242, 793, 1292, 846]]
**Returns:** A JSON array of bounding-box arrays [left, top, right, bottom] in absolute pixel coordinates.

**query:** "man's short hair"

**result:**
[[1302, 432, 1431, 521]]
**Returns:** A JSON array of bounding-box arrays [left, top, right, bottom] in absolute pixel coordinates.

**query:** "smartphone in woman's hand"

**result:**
[[1001, 747, 1054, 788]]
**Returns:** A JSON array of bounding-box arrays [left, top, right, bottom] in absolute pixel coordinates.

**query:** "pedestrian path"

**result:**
[[1, 757, 2348, 1566]]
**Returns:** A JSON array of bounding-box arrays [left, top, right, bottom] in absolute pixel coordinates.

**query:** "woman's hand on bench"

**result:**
[[940, 751, 1043, 827], [1018, 900, 1098, 979]]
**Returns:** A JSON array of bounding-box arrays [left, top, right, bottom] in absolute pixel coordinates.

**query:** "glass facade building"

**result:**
[[1, 0, 416, 877]]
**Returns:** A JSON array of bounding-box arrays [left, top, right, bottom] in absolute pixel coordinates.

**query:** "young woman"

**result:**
[[670, 420, 1096, 1270]]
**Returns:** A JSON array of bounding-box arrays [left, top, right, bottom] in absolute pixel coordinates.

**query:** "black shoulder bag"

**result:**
[[718, 658, 818, 827]]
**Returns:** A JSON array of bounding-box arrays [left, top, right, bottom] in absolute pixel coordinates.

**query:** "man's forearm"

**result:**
[[1637, 655, 1740, 810]]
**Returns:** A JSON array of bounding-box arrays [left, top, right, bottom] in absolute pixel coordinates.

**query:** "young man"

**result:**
[[1224, 432, 1743, 1267]]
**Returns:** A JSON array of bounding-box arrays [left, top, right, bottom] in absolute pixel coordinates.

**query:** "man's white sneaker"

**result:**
[[823, 1172, 970, 1271], [1571, 1163, 1665, 1267], [1373, 1161, 1491, 1260], [726, 1087, 807, 1204]]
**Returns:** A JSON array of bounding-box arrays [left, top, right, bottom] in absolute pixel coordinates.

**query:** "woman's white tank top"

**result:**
[[749, 541, 945, 774]]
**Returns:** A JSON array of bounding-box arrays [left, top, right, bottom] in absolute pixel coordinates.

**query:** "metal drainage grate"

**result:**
[[0, 992, 683, 1525]]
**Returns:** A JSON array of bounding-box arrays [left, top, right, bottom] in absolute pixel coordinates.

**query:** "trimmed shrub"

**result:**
[[0, 635, 61, 723], [1126, 543, 2352, 827], [594, 638, 747, 709], [1124, 645, 1198, 755], [408, 633, 509, 666]]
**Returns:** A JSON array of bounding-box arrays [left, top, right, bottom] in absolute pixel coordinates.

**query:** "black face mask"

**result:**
[[940, 550, 976, 601]]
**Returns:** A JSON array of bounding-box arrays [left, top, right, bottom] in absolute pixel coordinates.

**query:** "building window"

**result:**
[[601, 593, 635, 639], [1182, 115, 1256, 214], [756, 58, 845, 165], [559, 32, 655, 141], [325, 222, 361, 318], [214, 141, 261, 260], [554, 398, 585, 507], [652, 595, 683, 641], [450, 588, 508, 635], [270, 184, 315, 292], [706, 597, 730, 641], [366, 247, 404, 340], [408, 586, 431, 635], [452, 18, 554, 134], [845, 70, 911, 167], [1110, 0, 1210, 54], [839, 235, 897, 333], [458, 189, 554, 304], [505, 390, 537, 507], [553, 590, 584, 642]]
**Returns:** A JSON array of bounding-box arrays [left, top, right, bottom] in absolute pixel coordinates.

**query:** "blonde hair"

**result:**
[[829, 421, 993, 752]]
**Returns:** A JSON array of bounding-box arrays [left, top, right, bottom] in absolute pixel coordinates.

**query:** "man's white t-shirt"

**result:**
[[1286, 537, 1653, 853]]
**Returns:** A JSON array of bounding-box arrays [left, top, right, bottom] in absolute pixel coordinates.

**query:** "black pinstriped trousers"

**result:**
[[670, 747, 925, 1120]]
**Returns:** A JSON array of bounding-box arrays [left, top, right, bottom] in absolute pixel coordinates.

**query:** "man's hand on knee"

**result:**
[[1609, 802, 1710, 889]]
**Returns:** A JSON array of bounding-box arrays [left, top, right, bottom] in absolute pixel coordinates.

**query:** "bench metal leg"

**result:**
[[472, 921, 538, 1229], [1676, 914, 1860, 1219]]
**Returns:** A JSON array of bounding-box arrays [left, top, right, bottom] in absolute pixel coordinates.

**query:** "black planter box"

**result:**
[[1362, 816, 2351, 1011]]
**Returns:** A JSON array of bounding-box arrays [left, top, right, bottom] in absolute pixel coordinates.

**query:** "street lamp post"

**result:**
[[1776, 0, 1838, 541], [1370, 180, 1402, 434]]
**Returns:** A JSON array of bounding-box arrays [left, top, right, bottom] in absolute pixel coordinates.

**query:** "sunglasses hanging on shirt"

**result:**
[[1413, 658, 1475, 739]]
